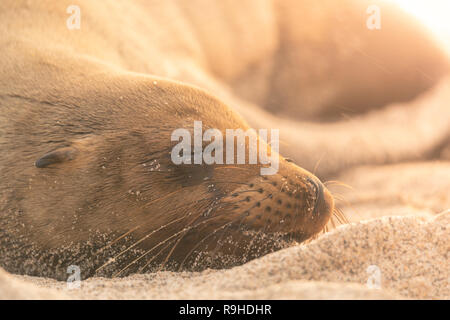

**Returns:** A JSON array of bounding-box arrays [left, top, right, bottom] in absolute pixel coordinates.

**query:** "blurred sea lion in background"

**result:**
[[1, 0, 448, 176]]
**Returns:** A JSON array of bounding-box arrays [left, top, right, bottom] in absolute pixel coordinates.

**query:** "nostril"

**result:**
[[306, 177, 324, 215]]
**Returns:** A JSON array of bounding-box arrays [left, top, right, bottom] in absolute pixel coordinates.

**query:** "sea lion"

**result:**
[[0, 0, 336, 281], [0, 66, 334, 280], [0, 0, 447, 280]]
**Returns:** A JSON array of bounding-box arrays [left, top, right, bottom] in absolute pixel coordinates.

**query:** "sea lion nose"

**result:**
[[306, 176, 332, 218]]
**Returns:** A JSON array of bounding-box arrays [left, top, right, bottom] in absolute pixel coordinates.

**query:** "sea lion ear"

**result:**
[[35, 147, 79, 168]]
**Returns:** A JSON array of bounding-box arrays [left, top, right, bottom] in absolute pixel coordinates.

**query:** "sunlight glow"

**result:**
[[390, 0, 450, 52]]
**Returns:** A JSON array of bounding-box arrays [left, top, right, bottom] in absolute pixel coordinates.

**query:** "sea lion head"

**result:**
[[1, 77, 334, 279]]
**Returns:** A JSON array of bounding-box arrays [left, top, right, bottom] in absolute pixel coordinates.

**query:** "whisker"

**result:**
[[212, 181, 252, 186], [137, 237, 181, 274], [181, 191, 278, 270], [333, 194, 352, 205], [101, 193, 219, 264], [178, 213, 247, 271], [119, 201, 223, 274], [330, 190, 353, 223], [112, 205, 238, 277], [93, 226, 140, 255], [95, 212, 192, 274], [335, 207, 349, 224], [213, 166, 252, 171], [213, 181, 275, 187], [324, 180, 354, 190], [313, 152, 326, 175], [230, 189, 263, 196], [159, 201, 225, 271]]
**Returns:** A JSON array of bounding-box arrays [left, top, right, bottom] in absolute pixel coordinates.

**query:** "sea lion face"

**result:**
[[120, 148, 335, 274], [0, 81, 334, 279]]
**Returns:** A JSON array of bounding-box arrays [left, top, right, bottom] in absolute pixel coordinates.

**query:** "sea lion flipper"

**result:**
[[35, 147, 79, 168]]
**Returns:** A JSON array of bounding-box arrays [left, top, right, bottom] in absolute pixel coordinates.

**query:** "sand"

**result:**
[[1, 161, 448, 299]]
